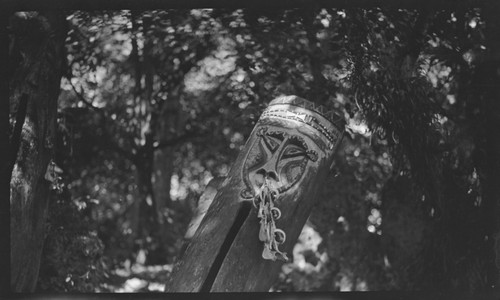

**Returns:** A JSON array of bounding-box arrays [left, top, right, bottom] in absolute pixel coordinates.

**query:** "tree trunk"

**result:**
[[152, 147, 174, 258], [165, 95, 344, 292], [9, 11, 67, 292], [130, 137, 160, 254], [152, 148, 173, 216], [152, 88, 188, 261], [1, 11, 11, 293], [469, 3, 500, 287]]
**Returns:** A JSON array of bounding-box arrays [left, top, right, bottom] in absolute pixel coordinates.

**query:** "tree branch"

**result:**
[[388, 9, 432, 78], [153, 67, 236, 151], [154, 130, 202, 150], [68, 77, 136, 162]]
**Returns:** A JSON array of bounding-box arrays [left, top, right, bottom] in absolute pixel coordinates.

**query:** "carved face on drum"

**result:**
[[239, 96, 344, 262], [241, 125, 319, 199]]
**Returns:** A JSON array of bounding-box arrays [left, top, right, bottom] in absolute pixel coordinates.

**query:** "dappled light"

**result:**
[[6, 5, 500, 293]]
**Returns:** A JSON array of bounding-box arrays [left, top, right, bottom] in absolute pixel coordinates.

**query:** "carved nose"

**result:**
[[249, 157, 280, 192], [256, 169, 278, 182]]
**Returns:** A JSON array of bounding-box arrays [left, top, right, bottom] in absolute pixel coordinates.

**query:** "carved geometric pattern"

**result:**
[[260, 95, 345, 150], [267, 95, 345, 130]]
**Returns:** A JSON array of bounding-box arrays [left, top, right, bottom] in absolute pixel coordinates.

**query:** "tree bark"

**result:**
[[153, 102, 179, 215], [469, 2, 500, 288], [9, 11, 67, 292], [165, 95, 344, 292], [1, 10, 11, 293], [152, 91, 186, 252]]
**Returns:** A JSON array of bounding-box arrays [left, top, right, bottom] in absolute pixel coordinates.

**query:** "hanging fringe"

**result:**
[[253, 177, 288, 262]]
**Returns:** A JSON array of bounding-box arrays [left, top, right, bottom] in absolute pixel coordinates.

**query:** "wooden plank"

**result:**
[[166, 95, 344, 292], [164, 172, 249, 291], [166, 180, 240, 292], [210, 154, 332, 291]]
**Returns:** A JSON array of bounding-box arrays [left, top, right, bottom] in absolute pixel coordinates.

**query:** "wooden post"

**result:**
[[165, 95, 344, 292]]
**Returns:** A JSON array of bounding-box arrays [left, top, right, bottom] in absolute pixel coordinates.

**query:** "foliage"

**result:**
[[27, 7, 500, 292], [37, 186, 106, 292]]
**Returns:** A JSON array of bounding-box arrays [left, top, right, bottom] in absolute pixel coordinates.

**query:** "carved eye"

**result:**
[[283, 145, 305, 158], [263, 135, 282, 152]]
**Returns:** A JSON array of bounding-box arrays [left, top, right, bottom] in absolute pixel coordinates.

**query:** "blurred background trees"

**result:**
[[7, 5, 499, 292], [8, 11, 67, 291]]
